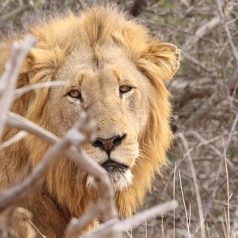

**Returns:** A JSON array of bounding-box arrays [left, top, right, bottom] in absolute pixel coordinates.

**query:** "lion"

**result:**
[[0, 5, 180, 237]]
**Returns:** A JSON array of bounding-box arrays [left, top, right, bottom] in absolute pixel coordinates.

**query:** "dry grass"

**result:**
[[128, 1, 238, 237], [0, 0, 238, 237]]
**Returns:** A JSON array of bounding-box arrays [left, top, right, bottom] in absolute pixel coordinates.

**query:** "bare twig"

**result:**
[[0, 135, 69, 212], [15, 81, 66, 99], [6, 112, 121, 237], [0, 35, 35, 140], [183, 16, 220, 50], [216, 0, 238, 64], [0, 131, 27, 150], [173, 162, 177, 238], [201, 112, 238, 224], [177, 133, 205, 238], [226, 112, 238, 151], [7, 112, 59, 144], [183, 3, 234, 52], [81, 200, 178, 238], [64, 206, 100, 238], [0, 4, 31, 23], [178, 171, 191, 238], [222, 137, 231, 238]]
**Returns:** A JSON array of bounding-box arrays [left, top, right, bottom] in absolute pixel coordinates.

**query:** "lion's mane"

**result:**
[[0, 5, 179, 236]]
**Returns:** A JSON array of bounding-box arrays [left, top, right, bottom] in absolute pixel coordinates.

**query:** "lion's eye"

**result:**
[[119, 85, 132, 94], [67, 89, 82, 100]]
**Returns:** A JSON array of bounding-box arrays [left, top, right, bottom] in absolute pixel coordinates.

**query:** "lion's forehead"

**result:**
[[58, 44, 141, 84]]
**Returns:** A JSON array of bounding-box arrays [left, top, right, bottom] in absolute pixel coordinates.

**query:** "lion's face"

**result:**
[[48, 44, 151, 190]]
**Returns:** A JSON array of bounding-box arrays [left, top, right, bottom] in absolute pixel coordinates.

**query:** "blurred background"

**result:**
[[1, 0, 238, 237]]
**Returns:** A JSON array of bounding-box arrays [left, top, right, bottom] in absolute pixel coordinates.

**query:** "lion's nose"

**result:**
[[93, 134, 126, 154]]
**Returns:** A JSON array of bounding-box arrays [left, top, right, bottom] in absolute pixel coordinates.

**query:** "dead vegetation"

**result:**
[[0, 0, 238, 238]]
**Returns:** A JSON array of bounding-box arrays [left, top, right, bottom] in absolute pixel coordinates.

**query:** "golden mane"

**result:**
[[0, 5, 179, 236]]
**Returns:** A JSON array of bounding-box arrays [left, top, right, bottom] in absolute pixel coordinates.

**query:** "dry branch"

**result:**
[[178, 171, 191, 238], [183, 16, 220, 50], [0, 4, 31, 23], [2, 1, 237, 237], [216, 0, 238, 64], [0, 36, 119, 234], [15, 81, 66, 98], [64, 206, 100, 238], [5, 112, 121, 237], [0, 35, 35, 140], [7, 112, 59, 144], [177, 133, 205, 238], [5, 110, 178, 238], [0, 135, 69, 212], [0, 131, 27, 150], [81, 200, 178, 238], [183, 3, 234, 51]]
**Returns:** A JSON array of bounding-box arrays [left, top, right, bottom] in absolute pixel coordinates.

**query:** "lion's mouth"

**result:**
[[101, 159, 128, 171], [87, 160, 133, 191]]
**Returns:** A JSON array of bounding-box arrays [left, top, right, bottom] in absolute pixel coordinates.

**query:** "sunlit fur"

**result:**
[[0, 5, 179, 237]]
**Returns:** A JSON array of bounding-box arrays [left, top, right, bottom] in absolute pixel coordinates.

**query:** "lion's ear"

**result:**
[[138, 41, 180, 81]]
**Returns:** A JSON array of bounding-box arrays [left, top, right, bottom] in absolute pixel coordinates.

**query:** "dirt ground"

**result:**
[[1, 0, 238, 237]]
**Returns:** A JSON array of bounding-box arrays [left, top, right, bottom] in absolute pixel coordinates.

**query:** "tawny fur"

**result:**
[[0, 6, 179, 237]]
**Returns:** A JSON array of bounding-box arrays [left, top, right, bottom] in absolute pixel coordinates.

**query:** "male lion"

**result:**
[[0, 5, 179, 237]]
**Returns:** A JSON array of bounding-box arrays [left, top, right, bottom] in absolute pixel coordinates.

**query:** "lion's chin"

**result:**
[[86, 169, 133, 191]]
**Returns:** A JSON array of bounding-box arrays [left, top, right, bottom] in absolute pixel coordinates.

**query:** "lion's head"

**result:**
[[2, 6, 179, 219]]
